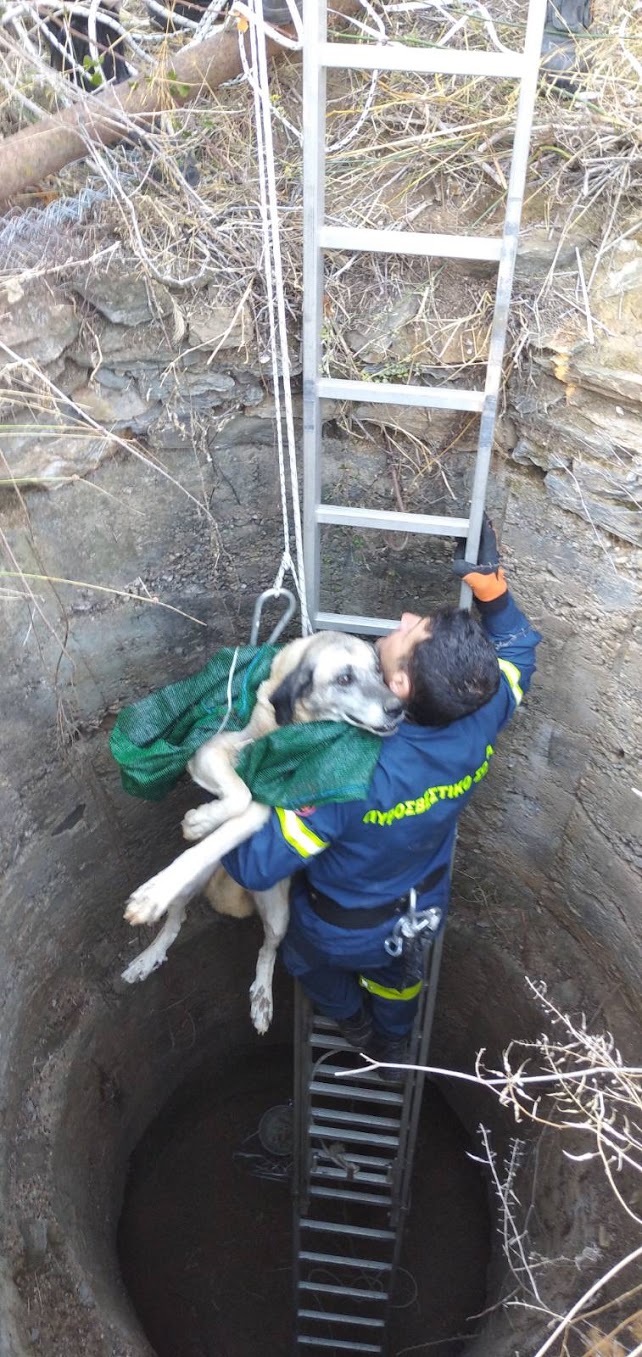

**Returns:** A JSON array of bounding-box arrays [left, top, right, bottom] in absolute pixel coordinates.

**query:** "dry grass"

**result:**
[[0, 0, 641, 669], [1, 0, 641, 363]]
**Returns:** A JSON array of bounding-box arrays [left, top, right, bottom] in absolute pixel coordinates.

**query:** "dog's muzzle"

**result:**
[[347, 694, 404, 736]]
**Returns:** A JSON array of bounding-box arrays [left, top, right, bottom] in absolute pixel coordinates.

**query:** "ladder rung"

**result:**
[[301, 1220, 395, 1241], [313, 1150, 394, 1170], [318, 375, 485, 413], [315, 612, 400, 636], [311, 1033, 366, 1051], [297, 1337, 383, 1352], [298, 1309, 386, 1328], [309, 1186, 392, 1206], [313, 1062, 400, 1087], [313, 1016, 340, 1031], [299, 1282, 388, 1302], [316, 504, 469, 537], [300, 1251, 392, 1272], [319, 225, 503, 262], [310, 1123, 399, 1148], [318, 40, 526, 79], [311, 1166, 391, 1186], [311, 1079, 403, 1105], [311, 1106, 400, 1130]]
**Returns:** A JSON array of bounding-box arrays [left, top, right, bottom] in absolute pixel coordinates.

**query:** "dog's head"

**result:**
[[270, 632, 403, 735]]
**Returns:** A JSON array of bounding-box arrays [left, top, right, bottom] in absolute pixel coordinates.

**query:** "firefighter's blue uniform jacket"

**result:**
[[223, 593, 541, 1037]]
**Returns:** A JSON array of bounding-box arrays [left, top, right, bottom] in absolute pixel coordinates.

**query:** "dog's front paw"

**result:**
[[124, 880, 172, 926], [181, 804, 222, 841], [249, 978, 273, 1035]]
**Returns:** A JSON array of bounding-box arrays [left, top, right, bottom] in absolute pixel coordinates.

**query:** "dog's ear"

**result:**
[[270, 662, 313, 726]]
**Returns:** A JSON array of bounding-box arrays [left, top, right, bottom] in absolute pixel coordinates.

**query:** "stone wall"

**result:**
[[0, 222, 641, 1356]]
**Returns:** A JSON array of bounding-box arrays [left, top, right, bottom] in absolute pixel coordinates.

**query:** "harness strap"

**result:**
[[305, 863, 448, 931]]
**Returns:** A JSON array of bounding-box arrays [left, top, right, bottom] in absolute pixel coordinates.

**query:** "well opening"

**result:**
[[4, 865, 638, 1357], [116, 1040, 491, 1357]]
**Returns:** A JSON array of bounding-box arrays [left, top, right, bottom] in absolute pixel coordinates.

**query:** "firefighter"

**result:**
[[222, 518, 541, 1080]]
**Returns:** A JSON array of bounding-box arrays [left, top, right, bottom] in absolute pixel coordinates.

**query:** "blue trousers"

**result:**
[[280, 900, 422, 1040], [290, 958, 421, 1038]]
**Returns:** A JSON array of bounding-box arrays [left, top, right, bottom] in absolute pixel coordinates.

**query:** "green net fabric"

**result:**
[[110, 644, 381, 809]]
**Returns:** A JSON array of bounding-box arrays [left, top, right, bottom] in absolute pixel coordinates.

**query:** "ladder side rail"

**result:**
[[293, 984, 313, 1355], [293, 982, 313, 1211], [383, 933, 444, 1357], [386, 933, 442, 1229], [394, 933, 444, 1239], [294, 991, 315, 1348], [301, 0, 327, 629], [461, 0, 547, 600]]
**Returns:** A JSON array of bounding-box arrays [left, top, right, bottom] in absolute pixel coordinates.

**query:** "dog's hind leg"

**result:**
[[124, 800, 271, 926], [121, 899, 187, 984], [249, 881, 290, 1035]]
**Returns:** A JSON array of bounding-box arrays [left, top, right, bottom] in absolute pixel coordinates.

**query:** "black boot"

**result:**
[[541, 0, 593, 96], [336, 1004, 374, 1051], [371, 1034, 412, 1084]]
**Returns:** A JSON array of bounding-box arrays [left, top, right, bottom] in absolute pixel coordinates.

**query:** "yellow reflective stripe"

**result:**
[[498, 658, 523, 707], [275, 807, 328, 859], [359, 974, 423, 1002]]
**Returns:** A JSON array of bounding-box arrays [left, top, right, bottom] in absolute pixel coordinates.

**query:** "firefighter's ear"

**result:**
[[270, 661, 314, 726], [388, 668, 412, 702]]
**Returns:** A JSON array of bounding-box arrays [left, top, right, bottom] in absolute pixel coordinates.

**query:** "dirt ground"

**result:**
[[118, 1045, 490, 1357]]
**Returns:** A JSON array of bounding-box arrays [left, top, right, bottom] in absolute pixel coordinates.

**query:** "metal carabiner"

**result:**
[[250, 587, 297, 646], [383, 890, 443, 957], [383, 923, 404, 958], [399, 887, 418, 938]]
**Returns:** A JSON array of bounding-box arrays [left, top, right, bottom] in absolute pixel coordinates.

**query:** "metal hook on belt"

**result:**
[[384, 888, 443, 957], [250, 588, 297, 646]]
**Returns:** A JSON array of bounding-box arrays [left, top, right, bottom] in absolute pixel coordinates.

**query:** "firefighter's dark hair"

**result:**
[[406, 607, 500, 726]]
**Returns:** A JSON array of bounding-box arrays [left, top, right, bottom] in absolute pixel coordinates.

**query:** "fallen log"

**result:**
[[0, 24, 281, 203]]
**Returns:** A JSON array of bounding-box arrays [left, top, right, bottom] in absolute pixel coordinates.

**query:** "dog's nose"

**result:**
[[384, 695, 403, 718]]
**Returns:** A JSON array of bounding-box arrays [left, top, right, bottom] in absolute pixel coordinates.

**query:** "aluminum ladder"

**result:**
[[302, 0, 548, 632], [292, 935, 443, 1354], [293, 2, 547, 1349]]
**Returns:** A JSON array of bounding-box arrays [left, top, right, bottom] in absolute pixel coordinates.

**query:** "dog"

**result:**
[[121, 631, 402, 1032]]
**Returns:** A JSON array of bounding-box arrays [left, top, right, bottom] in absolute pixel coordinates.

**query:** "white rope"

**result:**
[[238, 1, 311, 634], [233, 1, 382, 152], [233, 0, 303, 50], [216, 644, 241, 734]]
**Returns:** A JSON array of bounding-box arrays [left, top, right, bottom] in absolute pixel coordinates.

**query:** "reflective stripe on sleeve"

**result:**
[[497, 657, 523, 706], [359, 974, 423, 1002], [275, 807, 329, 859]]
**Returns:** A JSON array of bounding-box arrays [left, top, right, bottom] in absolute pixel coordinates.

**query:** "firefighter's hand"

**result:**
[[452, 513, 508, 603]]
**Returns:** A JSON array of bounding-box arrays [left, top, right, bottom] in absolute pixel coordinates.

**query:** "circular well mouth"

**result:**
[[117, 1042, 492, 1357], [6, 915, 635, 1357]]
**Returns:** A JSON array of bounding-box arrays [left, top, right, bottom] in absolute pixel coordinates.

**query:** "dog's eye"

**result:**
[[335, 670, 353, 687]]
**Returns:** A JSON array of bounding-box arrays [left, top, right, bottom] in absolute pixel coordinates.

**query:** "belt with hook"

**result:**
[[383, 888, 443, 958]]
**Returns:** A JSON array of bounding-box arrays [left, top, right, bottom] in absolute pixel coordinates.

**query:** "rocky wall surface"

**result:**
[[0, 227, 641, 1356]]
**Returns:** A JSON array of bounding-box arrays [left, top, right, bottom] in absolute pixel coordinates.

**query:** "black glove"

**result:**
[[452, 513, 507, 603]]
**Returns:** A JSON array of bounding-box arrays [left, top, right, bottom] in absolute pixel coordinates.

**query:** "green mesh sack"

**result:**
[[109, 643, 381, 808]]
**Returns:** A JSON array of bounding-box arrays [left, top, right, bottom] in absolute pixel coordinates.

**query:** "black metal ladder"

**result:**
[[292, 935, 443, 1354]]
